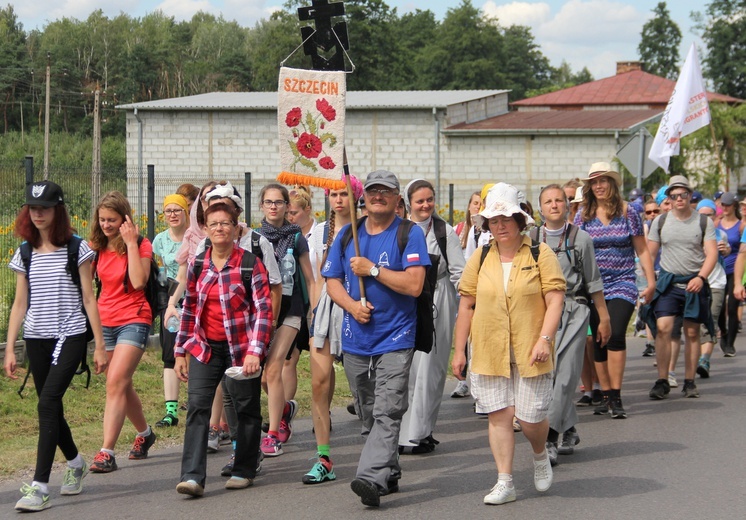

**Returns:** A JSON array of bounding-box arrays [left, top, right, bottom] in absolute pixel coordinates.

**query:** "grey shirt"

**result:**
[[648, 211, 716, 276], [539, 224, 604, 298]]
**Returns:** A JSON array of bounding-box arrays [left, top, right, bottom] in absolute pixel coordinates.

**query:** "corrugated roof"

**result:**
[[117, 90, 508, 111], [445, 109, 662, 133], [512, 70, 740, 107]]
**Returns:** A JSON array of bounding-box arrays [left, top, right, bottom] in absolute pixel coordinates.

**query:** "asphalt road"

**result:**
[[1, 336, 745, 519]]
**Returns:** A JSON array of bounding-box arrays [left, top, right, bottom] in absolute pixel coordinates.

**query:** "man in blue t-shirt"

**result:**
[[323, 169, 430, 507]]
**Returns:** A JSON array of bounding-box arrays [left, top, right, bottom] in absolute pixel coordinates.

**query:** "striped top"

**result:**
[[574, 207, 643, 305], [9, 241, 95, 339]]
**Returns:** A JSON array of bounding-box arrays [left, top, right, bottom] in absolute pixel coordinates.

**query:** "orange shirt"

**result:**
[[96, 238, 153, 327]]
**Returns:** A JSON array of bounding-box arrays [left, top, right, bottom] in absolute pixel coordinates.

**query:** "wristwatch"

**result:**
[[369, 264, 380, 278]]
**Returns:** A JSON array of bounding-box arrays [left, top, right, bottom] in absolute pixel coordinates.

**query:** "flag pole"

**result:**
[[342, 149, 367, 305], [709, 121, 728, 191]]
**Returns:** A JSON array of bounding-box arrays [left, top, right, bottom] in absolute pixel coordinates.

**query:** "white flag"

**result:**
[[649, 43, 711, 172]]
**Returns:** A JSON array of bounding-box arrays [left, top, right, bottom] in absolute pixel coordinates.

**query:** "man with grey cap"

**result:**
[[645, 175, 718, 399], [322, 169, 431, 507]]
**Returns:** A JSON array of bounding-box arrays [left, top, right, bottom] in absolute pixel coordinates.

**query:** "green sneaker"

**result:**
[[15, 483, 50, 512], [61, 459, 89, 495], [302, 456, 336, 484]]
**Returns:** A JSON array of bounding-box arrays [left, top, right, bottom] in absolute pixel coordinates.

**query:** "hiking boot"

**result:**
[[696, 357, 711, 378], [642, 343, 655, 357], [576, 394, 592, 407], [668, 371, 678, 388], [225, 477, 253, 490], [277, 400, 298, 444], [558, 428, 580, 455], [451, 380, 470, 398], [590, 389, 604, 406], [351, 478, 380, 507], [534, 451, 553, 492], [682, 380, 700, 398], [593, 397, 610, 415], [176, 480, 204, 497], [302, 456, 336, 485], [155, 413, 179, 427], [207, 425, 220, 453], [545, 442, 559, 467], [609, 398, 627, 419], [90, 451, 117, 473], [60, 459, 89, 495], [129, 429, 157, 460], [15, 484, 50, 512], [649, 379, 671, 400], [483, 480, 516, 505], [260, 435, 283, 457]]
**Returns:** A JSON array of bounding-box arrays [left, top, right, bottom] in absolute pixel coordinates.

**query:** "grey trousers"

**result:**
[[344, 348, 414, 491], [548, 299, 590, 434]]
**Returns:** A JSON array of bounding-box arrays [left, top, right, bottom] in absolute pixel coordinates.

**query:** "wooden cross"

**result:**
[[297, 0, 349, 71]]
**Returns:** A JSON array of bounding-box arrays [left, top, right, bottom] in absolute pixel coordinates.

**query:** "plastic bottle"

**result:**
[[280, 248, 296, 296], [166, 307, 182, 333]]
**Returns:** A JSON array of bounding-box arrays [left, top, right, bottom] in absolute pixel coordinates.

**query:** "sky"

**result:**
[[11, 0, 707, 80]]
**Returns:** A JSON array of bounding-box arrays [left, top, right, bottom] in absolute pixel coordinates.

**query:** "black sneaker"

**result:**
[[261, 422, 269, 433], [590, 389, 604, 406], [351, 478, 380, 507], [90, 451, 117, 473], [576, 395, 592, 407], [682, 380, 700, 398], [593, 397, 610, 415], [129, 428, 157, 460], [221, 453, 234, 477], [609, 398, 627, 419], [347, 402, 357, 415], [155, 414, 179, 427], [649, 379, 671, 400], [642, 343, 655, 357]]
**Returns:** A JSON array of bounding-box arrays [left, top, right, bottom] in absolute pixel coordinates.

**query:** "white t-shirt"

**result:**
[[9, 240, 94, 339]]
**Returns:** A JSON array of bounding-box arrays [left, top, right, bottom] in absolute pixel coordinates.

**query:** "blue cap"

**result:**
[[714, 191, 724, 200], [697, 199, 717, 212], [691, 190, 703, 203], [656, 185, 668, 206]]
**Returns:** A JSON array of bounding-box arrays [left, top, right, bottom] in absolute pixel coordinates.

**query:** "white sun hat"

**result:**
[[475, 182, 535, 229]]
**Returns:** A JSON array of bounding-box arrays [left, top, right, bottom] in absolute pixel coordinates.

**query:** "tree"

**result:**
[[694, 0, 746, 99], [0, 5, 29, 133], [638, 2, 681, 79], [500, 24, 552, 99]]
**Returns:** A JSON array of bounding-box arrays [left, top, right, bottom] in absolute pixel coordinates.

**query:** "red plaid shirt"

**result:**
[[175, 246, 273, 366]]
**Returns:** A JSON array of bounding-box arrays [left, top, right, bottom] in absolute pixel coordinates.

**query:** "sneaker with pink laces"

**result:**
[[260, 435, 283, 457], [277, 400, 297, 444]]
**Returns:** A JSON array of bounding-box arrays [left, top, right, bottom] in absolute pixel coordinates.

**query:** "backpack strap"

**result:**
[[478, 243, 491, 272], [123, 236, 145, 294], [250, 231, 263, 261], [529, 238, 541, 263], [396, 219, 414, 255], [432, 215, 449, 269], [656, 212, 668, 238], [341, 217, 366, 253], [699, 214, 708, 244], [240, 249, 256, 296], [66, 235, 83, 294], [193, 250, 207, 283], [322, 221, 329, 251]]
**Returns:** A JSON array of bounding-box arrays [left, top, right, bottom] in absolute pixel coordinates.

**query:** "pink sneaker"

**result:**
[[276, 400, 297, 444], [260, 435, 283, 457]]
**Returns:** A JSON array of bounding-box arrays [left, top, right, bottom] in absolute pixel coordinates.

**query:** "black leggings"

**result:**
[[25, 334, 87, 483], [718, 273, 739, 351], [590, 299, 635, 363]]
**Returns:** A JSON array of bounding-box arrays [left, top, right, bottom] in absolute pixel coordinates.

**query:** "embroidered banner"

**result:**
[[277, 67, 346, 190]]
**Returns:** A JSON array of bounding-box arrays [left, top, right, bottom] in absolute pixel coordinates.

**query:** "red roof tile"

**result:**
[[446, 109, 662, 131], [512, 70, 739, 108]]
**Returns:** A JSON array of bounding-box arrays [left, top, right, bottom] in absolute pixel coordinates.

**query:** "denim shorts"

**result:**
[[103, 323, 151, 351]]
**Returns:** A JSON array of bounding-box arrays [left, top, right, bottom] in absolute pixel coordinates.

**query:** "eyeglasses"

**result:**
[[262, 200, 286, 208], [669, 192, 690, 201], [365, 188, 398, 198], [207, 221, 234, 230], [164, 209, 184, 216], [645, 209, 661, 215]]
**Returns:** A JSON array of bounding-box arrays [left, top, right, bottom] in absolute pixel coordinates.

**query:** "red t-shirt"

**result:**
[[202, 281, 228, 341], [96, 238, 153, 327]]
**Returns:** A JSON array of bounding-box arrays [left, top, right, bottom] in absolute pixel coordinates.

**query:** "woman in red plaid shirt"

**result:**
[[173, 203, 273, 497]]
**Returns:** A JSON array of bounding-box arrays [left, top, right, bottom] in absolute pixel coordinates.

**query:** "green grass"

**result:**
[[0, 347, 353, 481]]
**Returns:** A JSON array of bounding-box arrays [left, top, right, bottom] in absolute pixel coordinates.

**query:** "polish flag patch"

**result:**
[[406, 253, 420, 262]]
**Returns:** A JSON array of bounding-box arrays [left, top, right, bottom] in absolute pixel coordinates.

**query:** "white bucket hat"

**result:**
[[571, 185, 584, 204], [475, 182, 535, 229]]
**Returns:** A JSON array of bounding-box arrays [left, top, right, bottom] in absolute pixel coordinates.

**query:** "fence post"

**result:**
[[24, 156, 34, 186], [448, 183, 454, 225], [147, 165, 155, 241], [244, 172, 252, 226]]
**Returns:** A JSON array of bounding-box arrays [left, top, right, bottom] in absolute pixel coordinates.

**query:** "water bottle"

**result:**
[[280, 248, 296, 296], [166, 307, 182, 333]]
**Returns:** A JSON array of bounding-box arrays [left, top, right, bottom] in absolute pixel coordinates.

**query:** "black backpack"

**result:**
[[529, 223, 589, 301], [341, 217, 437, 354], [192, 248, 257, 299], [18, 235, 92, 395]]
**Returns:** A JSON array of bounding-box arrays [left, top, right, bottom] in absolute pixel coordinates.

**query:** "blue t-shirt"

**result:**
[[322, 217, 431, 356]]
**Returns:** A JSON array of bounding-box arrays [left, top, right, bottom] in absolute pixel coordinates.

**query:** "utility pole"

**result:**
[[43, 52, 51, 180], [92, 86, 102, 215]]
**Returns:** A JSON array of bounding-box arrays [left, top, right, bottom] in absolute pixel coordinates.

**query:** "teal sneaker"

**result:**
[[61, 459, 89, 495], [302, 456, 336, 484], [15, 483, 51, 512]]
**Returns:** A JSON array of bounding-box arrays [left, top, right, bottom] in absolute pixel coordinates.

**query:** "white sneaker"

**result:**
[[450, 380, 470, 398], [483, 480, 516, 505], [668, 371, 678, 388], [534, 452, 553, 492]]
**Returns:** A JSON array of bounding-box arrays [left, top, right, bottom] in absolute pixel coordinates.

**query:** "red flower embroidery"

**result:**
[[297, 133, 323, 159], [285, 107, 302, 127], [319, 157, 335, 170], [316, 99, 336, 122]]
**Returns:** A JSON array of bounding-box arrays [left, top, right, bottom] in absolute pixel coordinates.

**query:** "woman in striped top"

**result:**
[[5, 181, 106, 512]]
